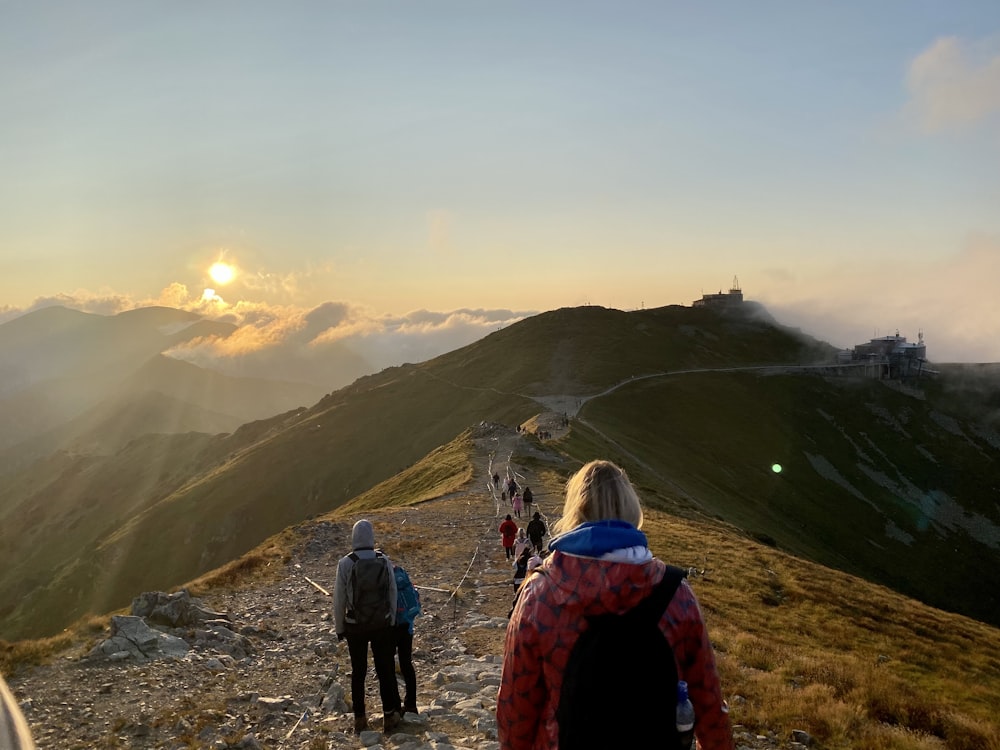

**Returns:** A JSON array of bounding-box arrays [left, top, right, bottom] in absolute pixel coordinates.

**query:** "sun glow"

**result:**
[[209, 261, 236, 285]]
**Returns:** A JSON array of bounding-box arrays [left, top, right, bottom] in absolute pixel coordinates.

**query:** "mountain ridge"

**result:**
[[1, 303, 999, 642]]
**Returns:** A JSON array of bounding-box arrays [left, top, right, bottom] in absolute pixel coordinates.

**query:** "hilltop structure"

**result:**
[[693, 276, 744, 309], [837, 330, 928, 379]]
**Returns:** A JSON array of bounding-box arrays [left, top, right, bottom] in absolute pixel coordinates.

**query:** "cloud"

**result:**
[[757, 234, 1000, 363], [427, 210, 453, 255], [906, 35, 1000, 132], [0, 280, 531, 389], [167, 302, 529, 388], [0, 290, 136, 322]]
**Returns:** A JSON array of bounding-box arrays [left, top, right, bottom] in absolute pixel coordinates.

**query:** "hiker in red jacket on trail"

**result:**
[[497, 460, 734, 750], [499, 515, 519, 560]]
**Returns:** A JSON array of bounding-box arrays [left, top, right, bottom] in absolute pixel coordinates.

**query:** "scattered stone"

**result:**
[[791, 728, 813, 745]]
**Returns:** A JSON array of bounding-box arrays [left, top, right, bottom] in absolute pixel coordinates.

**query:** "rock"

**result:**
[[131, 590, 231, 628], [87, 616, 189, 662], [791, 728, 814, 745]]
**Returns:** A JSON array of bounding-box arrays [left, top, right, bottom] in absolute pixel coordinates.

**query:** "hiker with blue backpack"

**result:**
[[497, 460, 734, 750], [392, 562, 422, 717], [333, 520, 403, 735]]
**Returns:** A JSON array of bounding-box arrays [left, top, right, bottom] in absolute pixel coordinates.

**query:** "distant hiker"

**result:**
[[393, 563, 422, 716], [512, 546, 531, 591], [508, 547, 542, 617], [527, 549, 546, 573], [501, 490, 507, 504], [0, 674, 34, 749], [512, 492, 523, 518], [522, 486, 534, 515], [513, 527, 531, 559], [506, 477, 518, 499], [493, 472, 501, 489], [526, 512, 546, 553], [333, 520, 403, 734], [499, 514, 519, 560], [497, 460, 735, 750]]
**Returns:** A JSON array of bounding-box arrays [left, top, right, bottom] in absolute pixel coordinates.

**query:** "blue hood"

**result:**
[[548, 520, 648, 557]]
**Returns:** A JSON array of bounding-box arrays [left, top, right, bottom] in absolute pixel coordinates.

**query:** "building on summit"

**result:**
[[837, 330, 928, 380], [693, 276, 744, 309]]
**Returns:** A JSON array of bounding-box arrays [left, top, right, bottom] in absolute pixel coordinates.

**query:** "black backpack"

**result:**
[[346, 552, 393, 632], [557, 566, 687, 749]]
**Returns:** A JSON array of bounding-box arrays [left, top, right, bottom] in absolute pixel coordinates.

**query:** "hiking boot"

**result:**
[[383, 710, 402, 733], [353, 715, 369, 734], [402, 703, 418, 716]]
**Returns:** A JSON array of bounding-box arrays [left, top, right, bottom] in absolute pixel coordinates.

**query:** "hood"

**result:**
[[548, 519, 647, 557], [352, 519, 376, 550]]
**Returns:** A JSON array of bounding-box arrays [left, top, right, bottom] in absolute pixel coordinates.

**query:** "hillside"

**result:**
[[4, 426, 999, 750], [1, 303, 999, 641], [0, 307, 326, 471]]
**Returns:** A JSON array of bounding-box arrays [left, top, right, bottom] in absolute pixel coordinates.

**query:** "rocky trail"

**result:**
[[8, 423, 793, 750]]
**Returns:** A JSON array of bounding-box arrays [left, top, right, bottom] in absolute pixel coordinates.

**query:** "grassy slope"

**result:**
[[0, 367, 537, 639], [571, 371, 1000, 626]]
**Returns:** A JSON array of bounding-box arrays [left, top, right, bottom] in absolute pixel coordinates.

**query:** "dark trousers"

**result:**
[[504, 544, 514, 559], [395, 625, 417, 710], [346, 628, 401, 719]]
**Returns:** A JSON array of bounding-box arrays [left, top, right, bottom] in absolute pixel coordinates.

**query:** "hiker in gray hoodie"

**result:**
[[333, 519, 401, 734]]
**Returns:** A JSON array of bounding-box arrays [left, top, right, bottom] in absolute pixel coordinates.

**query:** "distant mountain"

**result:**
[[0, 306, 232, 393], [0, 308, 327, 472], [1, 302, 999, 640]]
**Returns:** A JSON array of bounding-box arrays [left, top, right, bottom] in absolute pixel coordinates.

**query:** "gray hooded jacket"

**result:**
[[333, 520, 397, 636]]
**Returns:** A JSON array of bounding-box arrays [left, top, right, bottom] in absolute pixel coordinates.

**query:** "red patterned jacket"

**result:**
[[497, 550, 734, 750]]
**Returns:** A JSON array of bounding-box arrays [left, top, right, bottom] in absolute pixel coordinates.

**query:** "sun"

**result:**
[[208, 261, 236, 285]]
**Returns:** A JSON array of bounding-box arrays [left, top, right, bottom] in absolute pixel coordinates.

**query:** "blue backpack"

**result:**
[[394, 566, 422, 631]]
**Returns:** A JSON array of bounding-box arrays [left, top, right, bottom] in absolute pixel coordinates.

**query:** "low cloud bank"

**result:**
[[757, 235, 1000, 363], [0, 285, 530, 390]]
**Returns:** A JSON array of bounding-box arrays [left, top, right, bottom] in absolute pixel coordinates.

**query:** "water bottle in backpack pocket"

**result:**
[[676, 680, 695, 750]]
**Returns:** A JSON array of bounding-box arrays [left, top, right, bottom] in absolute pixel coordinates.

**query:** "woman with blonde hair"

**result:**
[[497, 459, 734, 750]]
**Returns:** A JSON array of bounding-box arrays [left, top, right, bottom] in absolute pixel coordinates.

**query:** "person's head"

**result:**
[[505, 514, 512, 521], [533, 512, 540, 520], [352, 519, 376, 550], [517, 528, 526, 538], [552, 460, 643, 535]]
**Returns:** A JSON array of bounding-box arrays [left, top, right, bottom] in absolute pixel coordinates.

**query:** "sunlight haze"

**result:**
[[2, 2, 999, 369]]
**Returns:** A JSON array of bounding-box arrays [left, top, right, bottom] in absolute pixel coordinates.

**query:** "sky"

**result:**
[[2, 1, 1000, 377]]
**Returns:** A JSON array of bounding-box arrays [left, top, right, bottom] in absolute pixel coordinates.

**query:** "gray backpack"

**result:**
[[346, 552, 392, 631]]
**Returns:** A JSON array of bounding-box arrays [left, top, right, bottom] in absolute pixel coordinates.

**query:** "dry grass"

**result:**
[[338, 431, 476, 513], [187, 530, 298, 596], [641, 511, 1000, 750], [0, 613, 107, 677]]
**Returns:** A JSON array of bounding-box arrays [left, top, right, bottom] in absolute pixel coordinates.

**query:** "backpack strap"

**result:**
[[348, 550, 382, 562], [630, 565, 686, 623]]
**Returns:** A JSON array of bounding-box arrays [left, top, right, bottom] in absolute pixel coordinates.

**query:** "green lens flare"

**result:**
[[772, 464, 782, 474]]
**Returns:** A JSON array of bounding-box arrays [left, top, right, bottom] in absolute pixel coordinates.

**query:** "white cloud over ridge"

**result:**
[[757, 234, 1000, 363], [907, 35, 1000, 132], [0, 284, 531, 390]]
